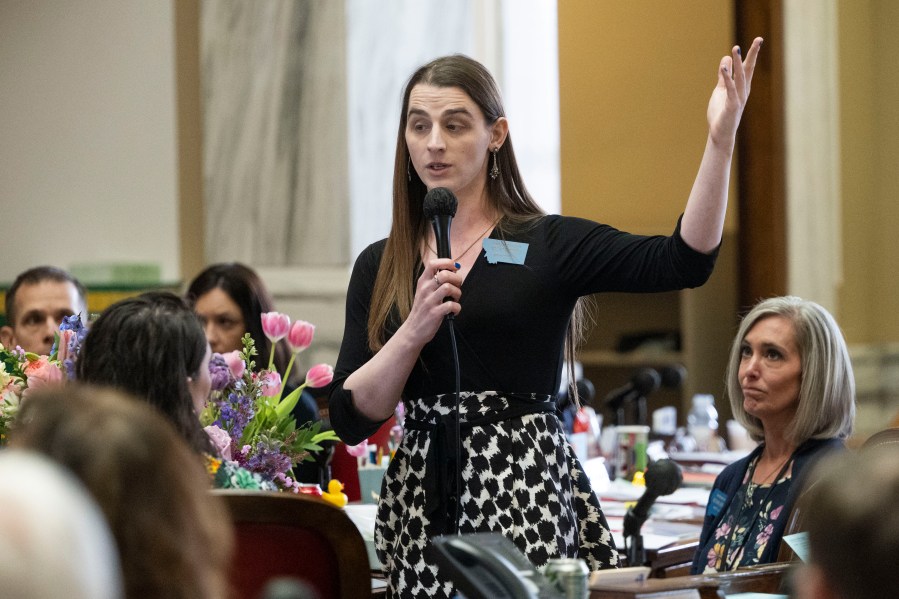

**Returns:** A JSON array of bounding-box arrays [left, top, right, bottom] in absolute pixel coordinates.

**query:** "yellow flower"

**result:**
[[205, 454, 222, 475]]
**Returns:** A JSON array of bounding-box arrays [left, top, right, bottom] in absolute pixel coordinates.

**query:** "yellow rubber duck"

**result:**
[[321, 479, 348, 508]]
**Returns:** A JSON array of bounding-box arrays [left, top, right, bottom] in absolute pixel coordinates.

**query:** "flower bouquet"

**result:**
[[200, 313, 340, 492], [0, 315, 83, 443]]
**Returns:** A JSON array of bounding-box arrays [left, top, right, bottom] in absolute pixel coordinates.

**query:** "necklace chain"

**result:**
[[753, 453, 792, 485], [428, 218, 500, 263]]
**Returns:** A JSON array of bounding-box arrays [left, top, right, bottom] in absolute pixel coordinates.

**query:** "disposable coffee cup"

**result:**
[[615, 425, 650, 481], [357, 465, 387, 504]]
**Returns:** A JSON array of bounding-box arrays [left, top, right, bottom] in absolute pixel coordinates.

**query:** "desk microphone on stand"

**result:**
[[604, 368, 661, 426], [623, 458, 683, 567]]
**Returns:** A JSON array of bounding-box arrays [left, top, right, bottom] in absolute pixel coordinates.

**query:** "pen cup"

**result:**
[[357, 465, 388, 504], [615, 425, 650, 481]]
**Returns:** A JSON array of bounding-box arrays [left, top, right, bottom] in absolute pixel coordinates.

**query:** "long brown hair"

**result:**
[[368, 54, 589, 400]]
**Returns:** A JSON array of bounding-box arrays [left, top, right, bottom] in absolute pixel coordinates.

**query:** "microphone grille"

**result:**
[[423, 187, 458, 219], [645, 458, 683, 496], [660, 364, 687, 388], [632, 368, 661, 395]]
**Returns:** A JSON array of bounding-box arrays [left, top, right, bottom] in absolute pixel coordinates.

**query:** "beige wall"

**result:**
[[558, 1, 735, 234], [838, 0, 899, 345], [0, 0, 181, 284], [558, 1, 738, 420]]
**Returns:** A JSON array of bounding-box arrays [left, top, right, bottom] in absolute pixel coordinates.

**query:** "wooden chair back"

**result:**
[[213, 489, 371, 599]]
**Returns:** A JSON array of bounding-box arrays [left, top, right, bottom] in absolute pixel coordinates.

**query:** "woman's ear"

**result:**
[[491, 117, 509, 148]]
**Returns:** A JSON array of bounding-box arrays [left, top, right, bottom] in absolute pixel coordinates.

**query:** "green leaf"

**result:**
[[274, 384, 306, 419]]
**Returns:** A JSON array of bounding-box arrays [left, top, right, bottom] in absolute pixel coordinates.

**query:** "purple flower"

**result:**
[[218, 391, 255, 442], [208, 354, 231, 391], [246, 439, 292, 479], [50, 314, 87, 380]]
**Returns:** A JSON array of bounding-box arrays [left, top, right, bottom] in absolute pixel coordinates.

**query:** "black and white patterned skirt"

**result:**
[[375, 391, 618, 598]]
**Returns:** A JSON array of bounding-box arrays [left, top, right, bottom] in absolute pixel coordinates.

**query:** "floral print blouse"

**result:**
[[702, 456, 792, 573]]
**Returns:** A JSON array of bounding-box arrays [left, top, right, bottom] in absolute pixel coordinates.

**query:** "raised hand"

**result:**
[[707, 37, 763, 149]]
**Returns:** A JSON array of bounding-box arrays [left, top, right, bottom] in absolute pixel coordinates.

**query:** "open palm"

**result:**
[[707, 37, 763, 147]]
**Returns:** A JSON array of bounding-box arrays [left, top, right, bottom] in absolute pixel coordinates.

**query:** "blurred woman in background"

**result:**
[[186, 263, 323, 482]]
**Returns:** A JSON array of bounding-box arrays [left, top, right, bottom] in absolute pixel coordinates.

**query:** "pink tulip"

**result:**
[[260, 370, 282, 397], [287, 320, 315, 353], [222, 350, 246, 380], [345, 440, 368, 457], [304, 363, 334, 388], [261, 312, 290, 342]]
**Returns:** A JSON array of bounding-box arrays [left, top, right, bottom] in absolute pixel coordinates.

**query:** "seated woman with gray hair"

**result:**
[[691, 296, 855, 573]]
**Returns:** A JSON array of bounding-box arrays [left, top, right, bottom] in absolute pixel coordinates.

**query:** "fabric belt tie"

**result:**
[[404, 398, 558, 535]]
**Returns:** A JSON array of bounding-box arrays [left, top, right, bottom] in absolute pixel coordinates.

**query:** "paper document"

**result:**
[[783, 531, 810, 562], [589, 566, 651, 587]]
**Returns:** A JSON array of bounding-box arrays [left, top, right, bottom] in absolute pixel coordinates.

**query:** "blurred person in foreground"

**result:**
[[0, 448, 122, 599], [791, 444, 899, 599], [691, 296, 855, 573], [10, 384, 233, 599]]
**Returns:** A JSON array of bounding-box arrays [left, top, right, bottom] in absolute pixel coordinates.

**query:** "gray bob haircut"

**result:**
[[726, 296, 855, 445]]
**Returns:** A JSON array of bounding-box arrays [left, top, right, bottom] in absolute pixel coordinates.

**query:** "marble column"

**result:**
[[201, 0, 348, 267]]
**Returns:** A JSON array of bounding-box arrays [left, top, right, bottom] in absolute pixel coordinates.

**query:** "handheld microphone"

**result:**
[[604, 368, 661, 411], [423, 187, 463, 535], [423, 187, 458, 261]]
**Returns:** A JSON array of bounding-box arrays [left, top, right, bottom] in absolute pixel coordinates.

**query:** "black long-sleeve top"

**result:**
[[329, 215, 718, 445]]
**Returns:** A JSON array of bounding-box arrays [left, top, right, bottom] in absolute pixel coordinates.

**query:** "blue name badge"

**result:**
[[483, 239, 528, 265], [707, 489, 728, 518]]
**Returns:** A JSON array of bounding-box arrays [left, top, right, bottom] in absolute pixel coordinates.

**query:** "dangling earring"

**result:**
[[407, 155, 412, 181], [489, 147, 500, 180]]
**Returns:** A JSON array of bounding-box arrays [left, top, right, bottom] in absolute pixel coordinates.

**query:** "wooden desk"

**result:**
[[644, 538, 700, 578], [590, 562, 792, 598]]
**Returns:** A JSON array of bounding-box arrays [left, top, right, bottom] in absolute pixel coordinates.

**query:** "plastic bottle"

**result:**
[[687, 394, 719, 452]]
